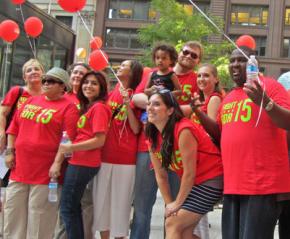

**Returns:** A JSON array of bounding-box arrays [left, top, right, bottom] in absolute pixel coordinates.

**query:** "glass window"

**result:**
[[181, 1, 210, 15], [108, 0, 155, 21], [283, 38, 290, 58], [55, 16, 73, 28], [106, 28, 143, 49], [285, 8, 290, 25], [231, 5, 268, 26]]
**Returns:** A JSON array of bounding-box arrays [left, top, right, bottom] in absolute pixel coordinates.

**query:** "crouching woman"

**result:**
[[146, 89, 223, 239]]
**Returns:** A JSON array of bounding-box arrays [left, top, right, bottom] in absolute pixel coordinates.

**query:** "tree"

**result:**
[[138, 0, 234, 89]]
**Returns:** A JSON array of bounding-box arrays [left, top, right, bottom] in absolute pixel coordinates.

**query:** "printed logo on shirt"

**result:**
[[177, 84, 192, 103], [190, 112, 200, 124], [154, 150, 183, 172], [20, 104, 57, 124], [109, 101, 128, 121], [77, 115, 86, 128], [221, 98, 252, 125], [17, 96, 28, 109]]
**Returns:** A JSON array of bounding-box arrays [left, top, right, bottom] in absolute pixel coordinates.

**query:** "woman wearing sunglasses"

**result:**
[[146, 89, 223, 239], [4, 67, 79, 239]]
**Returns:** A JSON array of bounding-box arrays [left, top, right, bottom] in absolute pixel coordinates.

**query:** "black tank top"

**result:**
[[150, 71, 175, 91]]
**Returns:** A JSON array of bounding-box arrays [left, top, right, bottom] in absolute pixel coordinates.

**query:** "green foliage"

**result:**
[[137, 0, 234, 89]]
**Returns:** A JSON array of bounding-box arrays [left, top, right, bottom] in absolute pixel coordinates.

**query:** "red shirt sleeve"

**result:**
[[91, 103, 111, 134], [63, 103, 79, 141], [1, 86, 21, 107]]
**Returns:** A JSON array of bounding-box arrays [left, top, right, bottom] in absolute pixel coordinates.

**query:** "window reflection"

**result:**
[[285, 8, 290, 25], [231, 5, 268, 26], [0, 30, 70, 98], [108, 0, 156, 21], [106, 28, 143, 49]]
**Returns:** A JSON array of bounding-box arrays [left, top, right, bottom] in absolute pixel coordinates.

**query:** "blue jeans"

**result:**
[[60, 164, 99, 239], [130, 152, 180, 239], [222, 194, 282, 239]]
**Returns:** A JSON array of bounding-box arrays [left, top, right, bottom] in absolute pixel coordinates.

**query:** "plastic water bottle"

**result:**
[[48, 178, 58, 202], [140, 111, 148, 124], [246, 55, 259, 84], [61, 131, 72, 158]]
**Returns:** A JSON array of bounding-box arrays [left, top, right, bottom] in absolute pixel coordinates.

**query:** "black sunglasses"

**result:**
[[42, 78, 63, 85], [182, 49, 199, 60]]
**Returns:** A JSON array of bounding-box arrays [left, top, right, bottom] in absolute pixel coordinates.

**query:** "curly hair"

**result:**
[[152, 43, 178, 67]]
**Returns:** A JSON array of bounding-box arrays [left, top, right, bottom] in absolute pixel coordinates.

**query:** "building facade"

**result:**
[[93, 0, 290, 79], [29, 0, 97, 62], [0, 0, 76, 98]]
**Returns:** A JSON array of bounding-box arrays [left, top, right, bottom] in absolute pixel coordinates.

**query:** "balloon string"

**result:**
[[188, 0, 249, 60], [188, 0, 266, 126], [19, 5, 36, 58], [2, 44, 10, 96], [255, 75, 265, 127], [77, 11, 124, 89]]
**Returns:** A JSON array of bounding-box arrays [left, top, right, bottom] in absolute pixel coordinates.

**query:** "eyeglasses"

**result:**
[[158, 88, 176, 105], [41, 77, 63, 85], [182, 49, 199, 60]]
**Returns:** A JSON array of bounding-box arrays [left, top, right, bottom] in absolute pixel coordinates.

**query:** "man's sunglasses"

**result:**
[[41, 77, 63, 85], [182, 49, 199, 60]]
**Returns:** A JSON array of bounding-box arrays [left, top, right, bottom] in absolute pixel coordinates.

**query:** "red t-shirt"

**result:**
[[218, 76, 290, 195], [152, 118, 223, 185], [64, 92, 80, 110], [7, 95, 79, 185], [176, 71, 198, 105], [69, 102, 111, 167], [191, 92, 223, 124], [102, 84, 140, 164], [1, 86, 31, 110]]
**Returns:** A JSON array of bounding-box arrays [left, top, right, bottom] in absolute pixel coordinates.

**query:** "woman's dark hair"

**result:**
[[198, 63, 223, 102], [68, 62, 91, 75], [152, 43, 178, 67], [127, 60, 143, 90], [67, 62, 91, 93], [145, 90, 184, 169], [77, 71, 108, 115]]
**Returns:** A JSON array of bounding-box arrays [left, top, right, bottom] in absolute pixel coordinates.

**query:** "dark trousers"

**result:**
[[60, 164, 99, 239], [278, 200, 290, 239], [222, 194, 282, 239]]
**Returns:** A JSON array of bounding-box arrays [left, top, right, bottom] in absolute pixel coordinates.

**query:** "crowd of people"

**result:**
[[0, 40, 289, 239]]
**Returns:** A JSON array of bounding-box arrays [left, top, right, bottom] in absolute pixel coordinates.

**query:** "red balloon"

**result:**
[[24, 17, 43, 38], [57, 0, 86, 13], [90, 36, 103, 50], [0, 20, 20, 42], [11, 0, 25, 4], [236, 35, 256, 50], [89, 50, 108, 71]]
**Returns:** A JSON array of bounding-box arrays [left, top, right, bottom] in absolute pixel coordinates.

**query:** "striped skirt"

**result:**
[[181, 184, 223, 214]]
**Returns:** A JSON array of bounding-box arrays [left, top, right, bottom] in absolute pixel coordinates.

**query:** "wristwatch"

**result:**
[[265, 99, 274, 112], [5, 148, 15, 156]]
